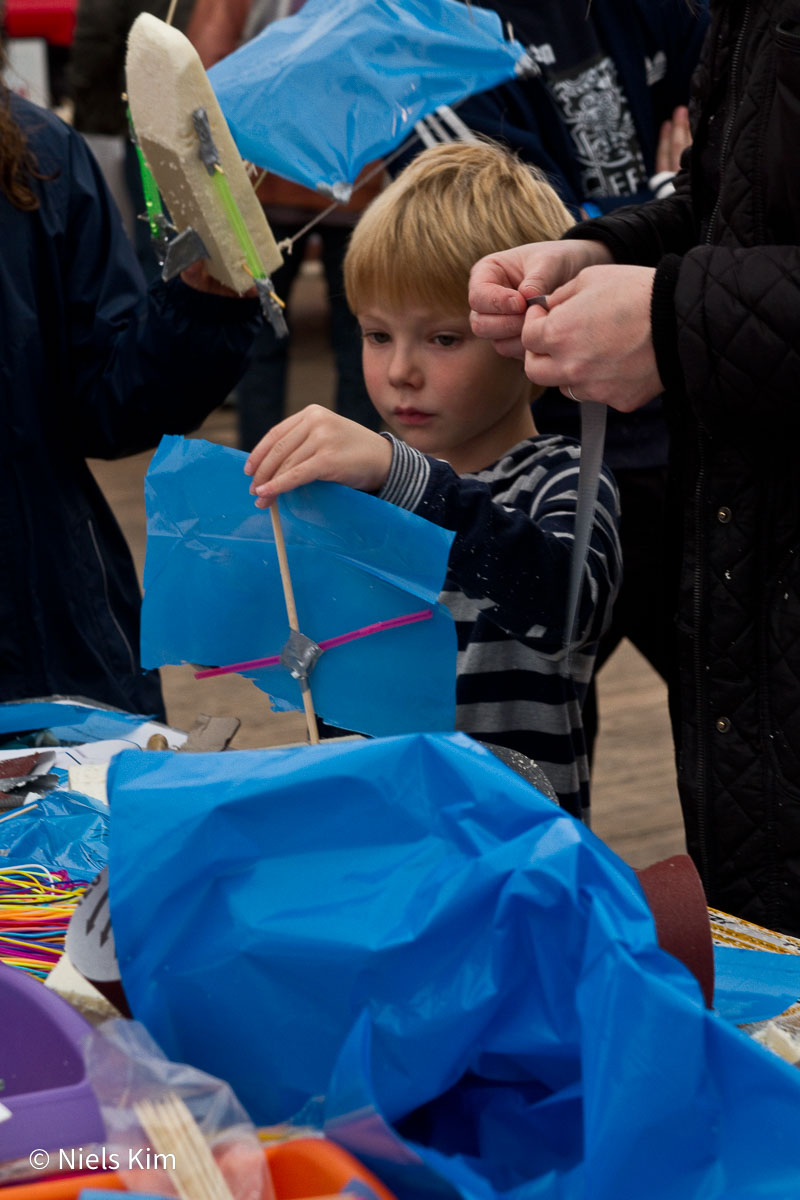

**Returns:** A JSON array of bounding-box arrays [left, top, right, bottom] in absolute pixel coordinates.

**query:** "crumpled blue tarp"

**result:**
[[0, 792, 108, 883], [140, 435, 456, 737], [0, 701, 152, 743], [107, 733, 800, 1200], [208, 0, 529, 195]]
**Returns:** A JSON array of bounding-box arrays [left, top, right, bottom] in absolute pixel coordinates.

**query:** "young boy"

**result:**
[[244, 141, 621, 819]]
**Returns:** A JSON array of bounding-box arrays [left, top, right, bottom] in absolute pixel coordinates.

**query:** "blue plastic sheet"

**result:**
[[107, 734, 800, 1200], [713, 945, 800, 1025], [141, 435, 456, 737], [0, 792, 108, 882], [208, 0, 529, 195], [0, 702, 152, 742]]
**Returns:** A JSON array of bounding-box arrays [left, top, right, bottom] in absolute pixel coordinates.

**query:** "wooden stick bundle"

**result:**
[[134, 1092, 236, 1200]]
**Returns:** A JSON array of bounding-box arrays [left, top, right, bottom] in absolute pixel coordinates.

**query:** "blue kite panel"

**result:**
[[141, 436, 456, 737], [107, 734, 800, 1200], [209, 0, 528, 193]]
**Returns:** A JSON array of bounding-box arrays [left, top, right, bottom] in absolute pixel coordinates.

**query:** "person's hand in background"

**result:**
[[650, 105, 692, 199]]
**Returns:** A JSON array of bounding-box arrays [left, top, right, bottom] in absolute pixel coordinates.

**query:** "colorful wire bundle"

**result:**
[[0, 865, 87, 979]]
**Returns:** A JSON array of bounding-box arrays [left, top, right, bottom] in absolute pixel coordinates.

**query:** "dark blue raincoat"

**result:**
[[0, 94, 259, 717]]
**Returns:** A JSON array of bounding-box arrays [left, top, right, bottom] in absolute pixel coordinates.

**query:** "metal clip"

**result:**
[[315, 180, 353, 203], [192, 107, 221, 175], [142, 210, 172, 266], [161, 227, 210, 280], [280, 629, 323, 686], [255, 277, 290, 338], [514, 51, 541, 79]]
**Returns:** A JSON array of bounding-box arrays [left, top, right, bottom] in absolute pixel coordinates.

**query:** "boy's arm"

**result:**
[[246, 410, 621, 652], [379, 439, 621, 651]]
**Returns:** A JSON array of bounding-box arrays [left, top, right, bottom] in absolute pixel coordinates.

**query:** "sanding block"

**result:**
[[125, 13, 285, 323]]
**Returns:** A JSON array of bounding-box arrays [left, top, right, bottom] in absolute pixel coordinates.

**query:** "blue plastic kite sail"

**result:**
[[208, 0, 531, 196], [108, 733, 800, 1200], [140, 435, 456, 737]]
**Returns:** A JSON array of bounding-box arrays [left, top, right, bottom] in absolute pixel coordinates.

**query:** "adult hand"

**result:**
[[179, 259, 257, 299], [244, 404, 393, 506], [656, 105, 692, 175], [468, 239, 613, 359], [521, 264, 664, 413]]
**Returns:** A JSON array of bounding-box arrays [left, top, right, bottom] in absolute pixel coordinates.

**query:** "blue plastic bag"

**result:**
[[107, 734, 800, 1200], [713, 945, 800, 1025], [209, 0, 529, 195], [141, 435, 456, 737], [0, 792, 108, 882]]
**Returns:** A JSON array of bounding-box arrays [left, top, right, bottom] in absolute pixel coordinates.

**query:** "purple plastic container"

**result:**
[[0, 962, 105, 1162]]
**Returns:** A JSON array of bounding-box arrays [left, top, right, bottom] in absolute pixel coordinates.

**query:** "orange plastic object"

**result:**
[[0, 1137, 397, 1200], [265, 1138, 396, 1200]]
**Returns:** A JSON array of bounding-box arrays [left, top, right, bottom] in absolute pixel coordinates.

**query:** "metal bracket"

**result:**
[[280, 629, 323, 686], [161, 227, 210, 281], [140, 210, 172, 266]]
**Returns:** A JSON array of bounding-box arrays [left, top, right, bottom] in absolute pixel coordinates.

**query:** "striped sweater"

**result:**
[[379, 433, 622, 818]]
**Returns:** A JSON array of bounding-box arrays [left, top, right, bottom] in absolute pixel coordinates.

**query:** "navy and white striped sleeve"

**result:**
[[377, 435, 621, 650]]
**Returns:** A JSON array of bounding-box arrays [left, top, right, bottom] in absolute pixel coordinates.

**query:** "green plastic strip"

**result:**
[[210, 166, 266, 280], [126, 108, 166, 242]]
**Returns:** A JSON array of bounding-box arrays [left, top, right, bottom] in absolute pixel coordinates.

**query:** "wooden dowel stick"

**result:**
[[165, 0, 179, 25], [270, 503, 320, 744], [0, 801, 39, 825]]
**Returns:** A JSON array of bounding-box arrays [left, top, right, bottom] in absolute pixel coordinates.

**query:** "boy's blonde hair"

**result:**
[[344, 139, 574, 314]]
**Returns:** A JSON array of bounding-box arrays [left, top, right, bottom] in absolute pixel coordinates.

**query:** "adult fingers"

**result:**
[[469, 309, 526, 350], [468, 253, 528, 314]]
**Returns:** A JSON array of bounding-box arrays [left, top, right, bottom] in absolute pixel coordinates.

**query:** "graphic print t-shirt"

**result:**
[[491, 0, 647, 200]]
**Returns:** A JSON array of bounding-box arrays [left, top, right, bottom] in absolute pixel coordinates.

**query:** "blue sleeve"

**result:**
[[378, 439, 621, 652], [61, 122, 260, 459]]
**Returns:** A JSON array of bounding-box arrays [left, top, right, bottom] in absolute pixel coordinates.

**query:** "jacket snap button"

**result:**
[[715, 716, 732, 733], [717, 506, 732, 523]]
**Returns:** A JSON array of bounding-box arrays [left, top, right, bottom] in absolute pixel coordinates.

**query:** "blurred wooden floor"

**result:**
[[89, 265, 685, 870]]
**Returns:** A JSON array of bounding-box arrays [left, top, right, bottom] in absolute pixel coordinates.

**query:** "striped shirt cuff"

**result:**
[[377, 434, 431, 510]]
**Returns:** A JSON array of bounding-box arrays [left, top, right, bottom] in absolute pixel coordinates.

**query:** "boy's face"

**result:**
[[358, 302, 535, 474]]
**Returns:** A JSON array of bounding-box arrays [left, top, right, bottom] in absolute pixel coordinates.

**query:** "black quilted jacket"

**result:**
[[570, 0, 800, 933]]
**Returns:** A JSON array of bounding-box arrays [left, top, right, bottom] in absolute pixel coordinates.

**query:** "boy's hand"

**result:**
[[180, 259, 258, 299], [244, 404, 393, 506]]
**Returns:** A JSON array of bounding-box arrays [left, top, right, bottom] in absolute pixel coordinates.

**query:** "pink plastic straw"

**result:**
[[194, 607, 433, 679]]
